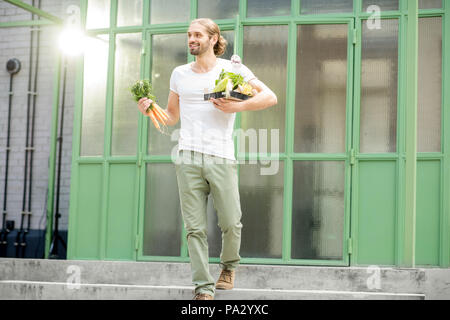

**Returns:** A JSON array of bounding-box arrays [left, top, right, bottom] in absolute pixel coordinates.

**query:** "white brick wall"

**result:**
[[0, 0, 80, 232]]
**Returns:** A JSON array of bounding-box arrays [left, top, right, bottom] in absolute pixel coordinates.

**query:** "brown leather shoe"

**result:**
[[215, 269, 235, 290], [193, 293, 214, 300]]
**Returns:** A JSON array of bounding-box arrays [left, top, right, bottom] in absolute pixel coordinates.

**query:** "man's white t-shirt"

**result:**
[[170, 58, 257, 161]]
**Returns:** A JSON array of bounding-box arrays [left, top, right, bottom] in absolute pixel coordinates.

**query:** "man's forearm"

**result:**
[[240, 90, 278, 112], [163, 106, 179, 126], [145, 91, 180, 126]]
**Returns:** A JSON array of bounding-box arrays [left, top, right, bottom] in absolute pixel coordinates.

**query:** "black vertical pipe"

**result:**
[[23, 0, 42, 252], [3, 75, 13, 212], [15, 26, 33, 259], [15, 0, 38, 258], [0, 74, 15, 257], [49, 57, 68, 258]]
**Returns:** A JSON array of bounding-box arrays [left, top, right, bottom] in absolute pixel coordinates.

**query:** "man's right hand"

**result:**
[[138, 97, 154, 116], [137, 91, 180, 126]]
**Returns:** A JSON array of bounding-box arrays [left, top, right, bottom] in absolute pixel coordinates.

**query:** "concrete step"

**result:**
[[1, 259, 449, 299], [0, 281, 425, 300]]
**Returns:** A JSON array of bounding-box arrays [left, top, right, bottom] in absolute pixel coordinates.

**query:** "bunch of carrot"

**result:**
[[146, 102, 169, 133], [130, 80, 170, 133]]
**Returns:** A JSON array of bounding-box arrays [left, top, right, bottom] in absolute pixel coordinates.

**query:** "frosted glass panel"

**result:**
[[86, 0, 110, 29], [247, 0, 291, 17], [112, 33, 142, 156], [419, 0, 442, 9], [198, 0, 239, 20], [117, 0, 142, 27], [241, 26, 287, 153], [360, 19, 398, 153], [362, 0, 398, 11], [239, 162, 284, 258], [301, 0, 353, 14], [221, 30, 235, 60], [292, 161, 345, 260], [148, 34, 187, 155], [80, 35, 109, 156], [150, 0, 189, 24], [143, 163, 182, 256], [295, 24, 348, 154], [418, 18, 442, 152]]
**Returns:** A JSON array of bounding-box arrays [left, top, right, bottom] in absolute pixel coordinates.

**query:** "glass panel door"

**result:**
[[291, 22, 352, 264], [353, 18, 400, 266], [137, 21, 353, 266], [140, 31, 188, 259], [237, 25, 288, 260], [139, 29, 241, 261]]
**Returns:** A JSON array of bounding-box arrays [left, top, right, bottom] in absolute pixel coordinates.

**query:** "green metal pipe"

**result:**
[[292, 0, 300, 16], [234, 14, 240, 55], [98, 2, 118, 260], [395, 10, 407, 267], [281, 21, 297, 262], [0, 19, 54, 28], [45, 53, 62, 258], [403, 0, 418, 267], [190, 0, 198, 22], [442, 0, 450, 268], [4, 0, 63, 25]]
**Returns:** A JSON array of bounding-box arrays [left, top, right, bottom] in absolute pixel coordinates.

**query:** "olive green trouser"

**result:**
[[175, 151, 243, 297]]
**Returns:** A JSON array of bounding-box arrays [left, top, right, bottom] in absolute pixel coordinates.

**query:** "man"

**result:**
[[138, 18, 277, 300]]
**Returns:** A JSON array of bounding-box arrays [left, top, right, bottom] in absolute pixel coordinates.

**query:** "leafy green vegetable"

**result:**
[[130, 79, 157, 102], [213, 69, 244, 92], [213, 78, 231, 93]]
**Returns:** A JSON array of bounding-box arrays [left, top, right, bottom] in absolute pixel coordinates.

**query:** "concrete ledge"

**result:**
[[1, 259, 449, 299], [0, 281, 425, 300]]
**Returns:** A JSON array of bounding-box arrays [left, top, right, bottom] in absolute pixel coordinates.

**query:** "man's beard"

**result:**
[[189, 42, 209, 56]]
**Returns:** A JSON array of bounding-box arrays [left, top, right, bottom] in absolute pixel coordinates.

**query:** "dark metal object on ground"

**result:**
[[0, 59, 21, 257], [49, 57, 68, 259]]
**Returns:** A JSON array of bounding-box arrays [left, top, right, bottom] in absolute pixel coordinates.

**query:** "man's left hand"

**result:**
[[210, 98, 244, 114]]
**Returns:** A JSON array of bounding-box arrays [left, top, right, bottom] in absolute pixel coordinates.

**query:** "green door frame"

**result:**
[[403, 0, 418, 268], [444, 0, 450, 268], [67, 0, 449, 268]]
